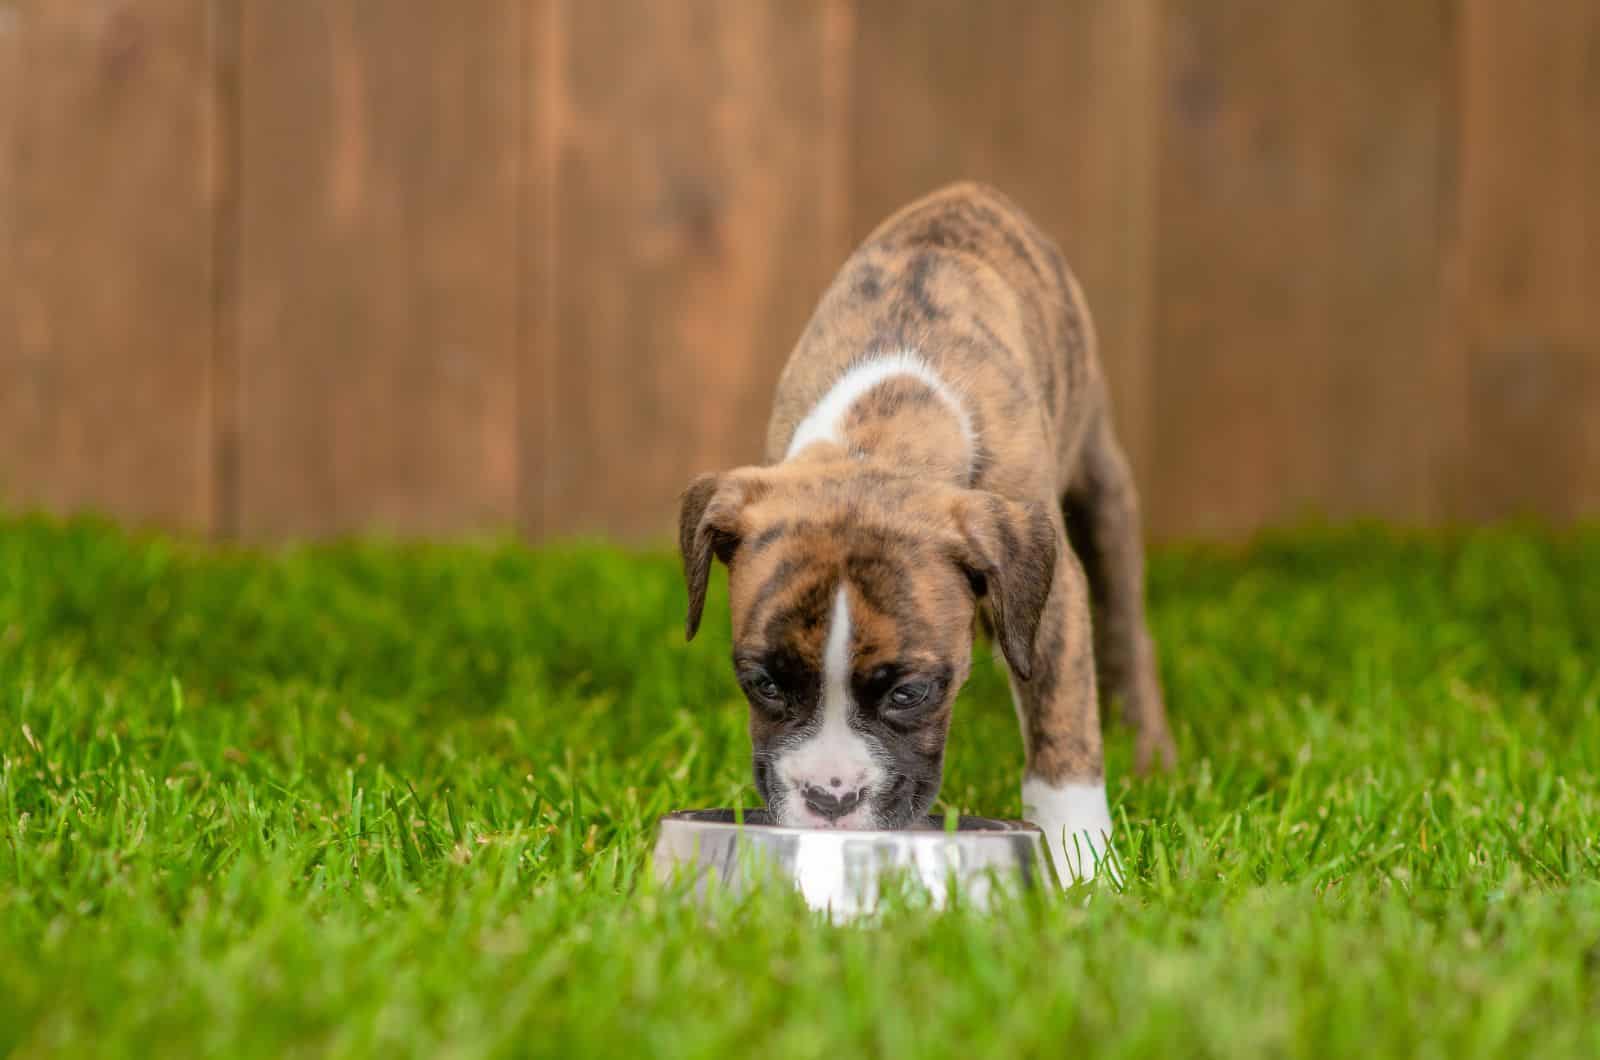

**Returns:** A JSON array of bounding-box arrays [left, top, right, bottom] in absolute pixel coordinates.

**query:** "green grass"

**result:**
[[2, 516, 1599, 1058]]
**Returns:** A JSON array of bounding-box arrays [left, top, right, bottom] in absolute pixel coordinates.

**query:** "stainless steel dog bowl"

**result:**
[[653, 809, 1047, 918]]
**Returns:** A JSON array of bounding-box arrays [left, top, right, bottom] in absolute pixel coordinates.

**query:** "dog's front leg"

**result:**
[[1006, 534, 1120, 886]]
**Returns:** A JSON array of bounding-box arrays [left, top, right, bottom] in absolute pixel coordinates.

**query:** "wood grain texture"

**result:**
[[208, 0, 240, 536], [521, 0, 556, 540], [0, 3, 17, 418], [1451, 0, 1600, 521], [1311, 3, 1454, 524], [537, 0, 853, 539], [0, 0, 216, 529], [851, 0, 1161, 501], [1150, 0, 1451, 537], [3, 3, 1597, 540], [235, 1, 522, 539]]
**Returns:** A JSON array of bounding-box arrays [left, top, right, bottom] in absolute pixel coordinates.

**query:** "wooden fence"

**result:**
[[2, 1, 1597, 542]]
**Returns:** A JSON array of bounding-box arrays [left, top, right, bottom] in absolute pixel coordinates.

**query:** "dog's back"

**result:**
[[765, 182, 1106, 503]]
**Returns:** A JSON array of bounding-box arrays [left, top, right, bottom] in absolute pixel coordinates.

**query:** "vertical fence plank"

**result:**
[[851, 0, 1161, 501], [1153, 0, 1323, 538], [1312, 4, 1455, 524], [536, 0, 852, 539], [235, 1, 522, 539], [1451, 0, 1600, 521], [0, 0, 217, 530], [1150, 0, 1452, 537], [0, 3, 17, 404], [209, 0, 241, 537], [521, 0, 555, 540]]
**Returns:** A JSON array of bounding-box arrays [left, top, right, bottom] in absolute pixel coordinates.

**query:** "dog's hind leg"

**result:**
[[1062, 413, 1176, 775]]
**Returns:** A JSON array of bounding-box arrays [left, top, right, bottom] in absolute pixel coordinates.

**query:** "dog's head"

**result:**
[[679, 462, 1056, 829]]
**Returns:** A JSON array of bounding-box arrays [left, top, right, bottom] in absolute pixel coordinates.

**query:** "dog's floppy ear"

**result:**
[[949, 492, 1058, 680], [678, 471, 763, 641]]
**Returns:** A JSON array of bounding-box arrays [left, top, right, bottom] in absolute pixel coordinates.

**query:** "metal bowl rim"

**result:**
[[658, 809, 1042, 840]]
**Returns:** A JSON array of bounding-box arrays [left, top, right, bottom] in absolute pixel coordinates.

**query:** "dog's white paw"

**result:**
[[1021, 777, 1123, 888]]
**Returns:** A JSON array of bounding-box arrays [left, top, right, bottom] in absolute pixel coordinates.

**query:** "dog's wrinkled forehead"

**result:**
[[728, 516, 970, 664]]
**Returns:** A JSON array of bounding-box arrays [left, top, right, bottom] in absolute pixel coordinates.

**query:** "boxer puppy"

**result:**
[[678, 183, 1175, 882]]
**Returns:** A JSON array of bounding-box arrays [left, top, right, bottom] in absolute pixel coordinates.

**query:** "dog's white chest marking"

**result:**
[[775, 587, 885, 816], [1021, 777, 1121, 886], [784, 352, 975, 470]]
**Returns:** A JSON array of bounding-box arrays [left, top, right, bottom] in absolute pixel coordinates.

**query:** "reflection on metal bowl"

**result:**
[[653, 808, 1047, 919]]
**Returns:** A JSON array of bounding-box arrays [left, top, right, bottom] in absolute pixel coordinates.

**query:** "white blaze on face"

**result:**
[[1021, 777, 1122, 886], [775, 586, 885, 827]]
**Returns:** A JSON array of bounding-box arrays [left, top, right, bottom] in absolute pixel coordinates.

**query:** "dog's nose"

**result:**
[[801, 783, 863, 821]]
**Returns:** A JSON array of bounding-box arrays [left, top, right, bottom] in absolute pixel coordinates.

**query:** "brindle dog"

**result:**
[[679, 183, 1175, 882]]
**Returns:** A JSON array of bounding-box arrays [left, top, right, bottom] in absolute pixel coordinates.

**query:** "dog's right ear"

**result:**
[[678, 471, 761, 641]]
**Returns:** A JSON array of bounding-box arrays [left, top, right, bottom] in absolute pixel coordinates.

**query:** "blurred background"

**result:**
[[0, 0, 1595, 543]]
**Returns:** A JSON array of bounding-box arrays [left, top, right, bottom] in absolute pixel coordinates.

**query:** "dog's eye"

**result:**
[[887, 680, 933, 710], [742, 672, 782, 706]]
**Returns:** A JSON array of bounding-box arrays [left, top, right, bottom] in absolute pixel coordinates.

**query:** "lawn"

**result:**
[[2, 516, 1598, 1058]]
